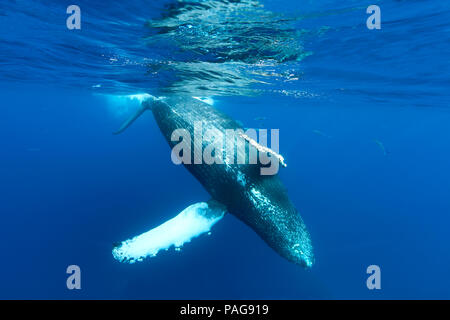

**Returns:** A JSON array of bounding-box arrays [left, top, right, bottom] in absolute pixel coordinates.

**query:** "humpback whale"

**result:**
[[112, 95, 314, 267]]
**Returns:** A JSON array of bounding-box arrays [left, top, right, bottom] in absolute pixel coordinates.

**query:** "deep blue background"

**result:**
[[1, 1, 450, 299]]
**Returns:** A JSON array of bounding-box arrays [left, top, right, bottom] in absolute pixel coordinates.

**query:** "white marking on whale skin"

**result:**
[[249, 187, 271, 208], [236, 171, 247, 187], [238, 132, 287, 168], [248, 187, 277, 221], [112, 202, 225, 264]]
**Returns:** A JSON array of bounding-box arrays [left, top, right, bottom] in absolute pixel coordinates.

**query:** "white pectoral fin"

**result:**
[[112, 200, 227, 264]]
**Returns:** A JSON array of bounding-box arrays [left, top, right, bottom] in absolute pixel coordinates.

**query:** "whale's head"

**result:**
[[260, 204, 315, 268], [277, 217, 314, 268], [233, 180, 315, 268]]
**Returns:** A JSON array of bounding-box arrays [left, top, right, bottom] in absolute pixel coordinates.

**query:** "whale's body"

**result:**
[[113, 96, 314, 267]]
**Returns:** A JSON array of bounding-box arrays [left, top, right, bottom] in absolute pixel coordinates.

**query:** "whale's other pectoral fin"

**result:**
[[113, 97, 155, 135], [112, 200, 227, 264]]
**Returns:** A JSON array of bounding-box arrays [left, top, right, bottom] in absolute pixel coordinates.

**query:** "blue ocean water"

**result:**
[[1, 0, 449, 299]]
